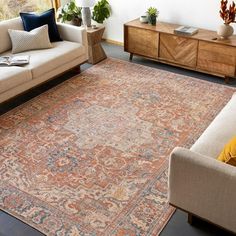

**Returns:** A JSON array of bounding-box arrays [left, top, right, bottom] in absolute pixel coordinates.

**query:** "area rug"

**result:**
[[0, 58, 235, 236]]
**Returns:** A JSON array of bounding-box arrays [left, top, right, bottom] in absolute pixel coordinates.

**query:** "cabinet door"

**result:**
[[197, 41, 236, 77], [125, 27, 159, 59], [159, 33, 198, 68]]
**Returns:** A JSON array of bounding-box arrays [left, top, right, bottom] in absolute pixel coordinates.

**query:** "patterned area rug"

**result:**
[[0, 58, 235, 236]]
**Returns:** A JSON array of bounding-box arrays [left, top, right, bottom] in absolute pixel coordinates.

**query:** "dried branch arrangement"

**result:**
[[220, 0, 236, 24]]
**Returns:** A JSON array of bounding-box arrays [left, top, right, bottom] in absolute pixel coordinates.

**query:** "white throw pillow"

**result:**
[[8, 24, 52, 54]]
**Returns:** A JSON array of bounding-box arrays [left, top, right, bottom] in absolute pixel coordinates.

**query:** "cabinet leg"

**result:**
[[188, 213, 195, 225], [129, 53, 133, 61]]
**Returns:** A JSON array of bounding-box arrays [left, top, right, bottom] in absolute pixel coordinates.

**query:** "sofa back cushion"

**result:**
[[0, 18, 24, 54]]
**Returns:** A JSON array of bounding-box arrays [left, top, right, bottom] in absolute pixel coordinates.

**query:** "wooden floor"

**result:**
[[0, 42, 235, 236]]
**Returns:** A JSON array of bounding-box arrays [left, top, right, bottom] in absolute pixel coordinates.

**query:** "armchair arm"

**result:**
[[168, 147, 236, 232], [57, 23, 88, 48]]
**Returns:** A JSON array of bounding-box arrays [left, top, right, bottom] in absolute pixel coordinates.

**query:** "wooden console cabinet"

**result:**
[[124, 19, 236, 81]]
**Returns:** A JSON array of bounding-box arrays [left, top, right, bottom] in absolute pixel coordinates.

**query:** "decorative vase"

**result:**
[[148, 15, 157, 26], [217, 24, 234, 39]]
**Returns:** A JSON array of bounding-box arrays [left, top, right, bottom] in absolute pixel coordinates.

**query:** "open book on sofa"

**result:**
[[0, 55, 29, 66]]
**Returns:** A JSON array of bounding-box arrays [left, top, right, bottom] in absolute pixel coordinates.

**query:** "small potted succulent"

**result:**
[[217, 0, 236, 39], [92, 0, 111, 24], [147, 7, 159, 26], [57, 0, 82, 26]]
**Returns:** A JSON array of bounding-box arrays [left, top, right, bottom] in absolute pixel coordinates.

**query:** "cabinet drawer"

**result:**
[[197, 41, 236, 77], [159, 33, 198, 68], [126, 27, 159, 59]]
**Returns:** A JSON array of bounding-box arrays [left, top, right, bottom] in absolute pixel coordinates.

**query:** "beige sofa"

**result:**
[[0, 18, 88, 103], [168, 93, 236, 233]]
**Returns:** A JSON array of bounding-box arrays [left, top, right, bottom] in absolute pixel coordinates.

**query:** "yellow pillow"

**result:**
[[218, 136, 236, 166]]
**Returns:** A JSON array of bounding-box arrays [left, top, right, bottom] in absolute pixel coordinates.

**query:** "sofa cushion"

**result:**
[[0, 66, 32, 93], [29, 41, 85, 78], [191, 93, 236, 158], [2, 41, 86, 78], [0, 18, 24, 54], [8, 25, 52, 54], [20, 9, 62, 42]]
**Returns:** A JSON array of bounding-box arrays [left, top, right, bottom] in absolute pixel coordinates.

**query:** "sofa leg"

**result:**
[[224, 76, 230, 84], [188, 213, 194, 225], [74, 66, 81, 74]]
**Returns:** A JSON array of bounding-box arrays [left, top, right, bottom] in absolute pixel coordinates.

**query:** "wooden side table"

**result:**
[[87, 27, 107, 64]]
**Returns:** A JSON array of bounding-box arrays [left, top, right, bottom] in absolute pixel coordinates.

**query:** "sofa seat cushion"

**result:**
[[2, 41, 85, 78], [0, 66, 32, 93], [191, 93, 236, 159]]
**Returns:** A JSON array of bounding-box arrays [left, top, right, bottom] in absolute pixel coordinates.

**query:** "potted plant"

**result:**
[[217, 0, 236, 39], [57, 0, 82, 26], [92, 0, 111, 24], [147, 7, 159, 26]]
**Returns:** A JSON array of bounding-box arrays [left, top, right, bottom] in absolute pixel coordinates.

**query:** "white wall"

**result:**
[[102, 0, 236, 43]]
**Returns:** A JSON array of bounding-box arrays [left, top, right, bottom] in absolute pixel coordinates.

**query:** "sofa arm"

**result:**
[[168, 147, 236, 232], [57, 23, 88, 47]]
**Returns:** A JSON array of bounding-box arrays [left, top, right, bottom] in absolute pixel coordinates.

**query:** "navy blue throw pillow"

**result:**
[[20, 8, 62, 42]]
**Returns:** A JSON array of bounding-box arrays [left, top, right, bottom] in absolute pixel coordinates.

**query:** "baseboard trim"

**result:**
[[102, 38, 124, 46]]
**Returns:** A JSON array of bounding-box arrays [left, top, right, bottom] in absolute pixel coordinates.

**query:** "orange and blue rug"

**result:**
[[0, 58, 235, 235]]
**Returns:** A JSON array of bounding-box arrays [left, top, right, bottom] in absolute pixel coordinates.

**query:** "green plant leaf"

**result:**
[[92, 0, 111, 24], [147, 6, 158, 17], [57, 0, 82, 22]]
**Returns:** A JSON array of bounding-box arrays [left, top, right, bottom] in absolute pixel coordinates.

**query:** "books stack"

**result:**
[[174, 26, 198, 36]]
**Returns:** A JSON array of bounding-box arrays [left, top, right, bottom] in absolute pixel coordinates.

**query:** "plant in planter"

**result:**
[[57, 0, 82, 26], [218, 0, 236, 38], [147, 7, 159, 26], [92, 0, 111, 24]]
